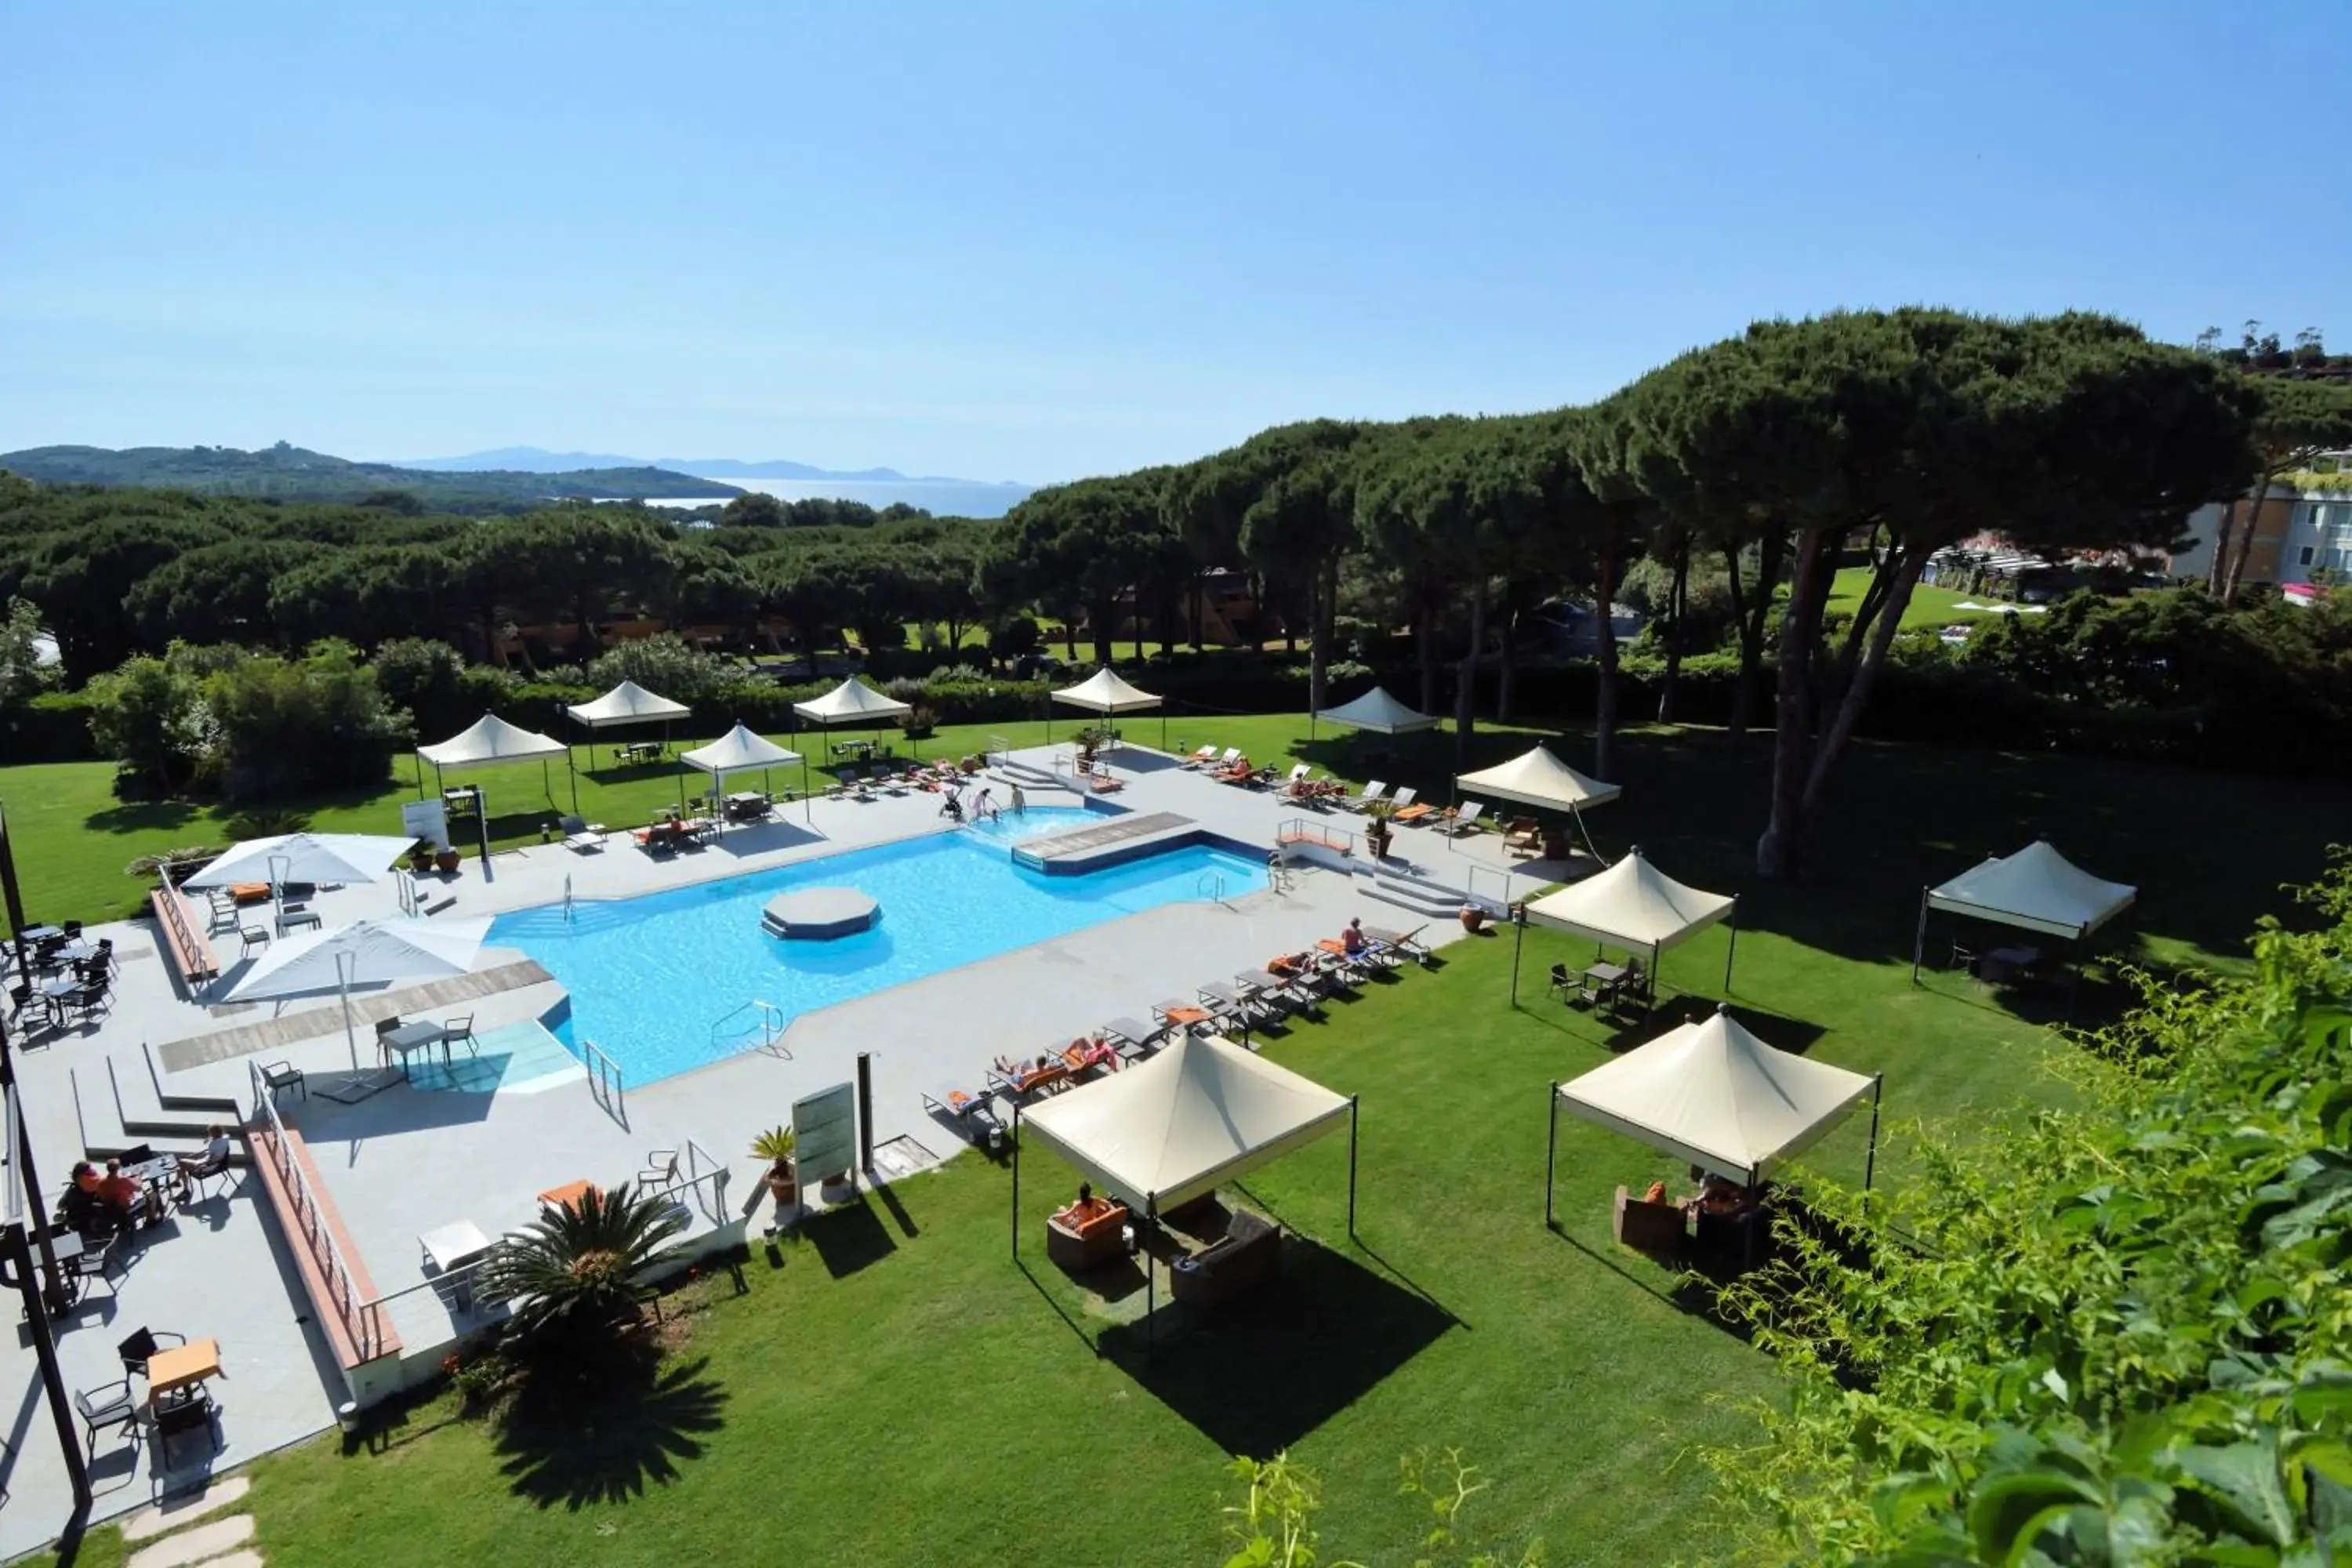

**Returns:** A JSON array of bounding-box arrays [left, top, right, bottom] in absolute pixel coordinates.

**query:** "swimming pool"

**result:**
[[492, 815, 1265, 1085]]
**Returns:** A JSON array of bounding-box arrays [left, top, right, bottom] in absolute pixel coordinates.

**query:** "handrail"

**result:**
[[1279, 815, 1360, 855], [986, 733, 1011, 766], [152, 880, 214, 989], [582, 1036, 626, 1121], [709, 999, 788, 1058], [1195, 869, 1228, 905], [246, 1058, 383, 1360]]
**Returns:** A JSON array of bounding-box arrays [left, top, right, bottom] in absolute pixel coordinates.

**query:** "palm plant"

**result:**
[[485, 1182, 688, 1346]]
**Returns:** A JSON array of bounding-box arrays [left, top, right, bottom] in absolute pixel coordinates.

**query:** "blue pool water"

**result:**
[[492, 816, 1264, 1086]]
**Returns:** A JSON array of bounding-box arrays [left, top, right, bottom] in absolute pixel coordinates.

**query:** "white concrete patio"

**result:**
[[1, 739, 1531, 1555]]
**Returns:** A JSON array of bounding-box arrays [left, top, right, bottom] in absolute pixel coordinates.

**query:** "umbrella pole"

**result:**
[[1864, 1076, 1883, 1192], [1543, 1083, 1559, 1228], [338, 951, 360, 1072]]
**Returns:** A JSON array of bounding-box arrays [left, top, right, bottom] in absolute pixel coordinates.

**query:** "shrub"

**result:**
[[484, 1182, 689, 1351], [85, 655, 207, 793], [583, 633, 727, 703], [197, 641, 412, 800]]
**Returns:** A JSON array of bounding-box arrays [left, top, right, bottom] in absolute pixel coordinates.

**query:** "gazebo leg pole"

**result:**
[[1508, 914, 1523, 1006], [568, 746, 579, 815], [1909, 888, 1929, 985], [1010, 1102, 1022, 1259], [1544, 1083, 1559, 1229], [1145, 1196, 1156, 1362], [1724, 905, 1738, 993], [1347, 1095, 1359, 1241], [1864, 1076, 1882, 1192]]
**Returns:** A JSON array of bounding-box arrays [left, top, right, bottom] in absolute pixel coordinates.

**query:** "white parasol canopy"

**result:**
[[1455, 744, 1621, 813], [1554, 1006, 1878, 1186], [1925, 840, 2136, 942], [183, 833, 417, 891], [564, 680, 690, 728], [224, 916, 492, 1071], [1313, 684, 1439, 735], [1051, 666, 1162, 715], [1021, 1034, 1352, 1213], [793, 677, 912, 726], [681, 723, 801, 780], [417, 713, 566, 767], [1523, 849, 1734, 952]]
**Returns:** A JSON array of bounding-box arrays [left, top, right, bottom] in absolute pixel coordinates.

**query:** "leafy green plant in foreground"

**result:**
[[1696, 856, 2352, 1564]]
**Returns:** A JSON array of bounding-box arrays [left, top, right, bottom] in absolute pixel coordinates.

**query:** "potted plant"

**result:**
[[435, 846, 462, 873], [1363, 802, 1395, 861], [753, 1125, 798, 1209], [1460, 902, 1486, 933], [408, 839, 436, 874]]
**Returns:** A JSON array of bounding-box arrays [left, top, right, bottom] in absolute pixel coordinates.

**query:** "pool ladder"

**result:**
[[1196, 869, 1229, 906], [711, 998, 791, 1060]]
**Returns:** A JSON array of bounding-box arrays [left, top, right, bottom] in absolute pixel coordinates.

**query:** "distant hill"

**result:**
[[398, 444, 1018, 486], [0, 443, 739, 506]]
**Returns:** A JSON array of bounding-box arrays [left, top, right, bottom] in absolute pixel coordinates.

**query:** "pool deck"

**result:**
[[0, 740, 1560, 1556]]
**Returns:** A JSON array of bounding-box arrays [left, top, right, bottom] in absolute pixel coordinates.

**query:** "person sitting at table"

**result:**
[[176, 1125, 233, 1195], [1683, 1172, 1752, 1218], [71, 1160, 103, 1196], [98, 1160, 152, 1223]]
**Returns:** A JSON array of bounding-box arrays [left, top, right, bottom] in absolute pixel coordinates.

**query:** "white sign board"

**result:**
[[793, 1082, 858, 1185], [401, 798, 450, 851]]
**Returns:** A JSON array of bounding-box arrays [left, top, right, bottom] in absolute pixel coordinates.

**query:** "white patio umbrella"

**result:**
[[223, 916, 492, 1072], [183, 831, 420, 927]]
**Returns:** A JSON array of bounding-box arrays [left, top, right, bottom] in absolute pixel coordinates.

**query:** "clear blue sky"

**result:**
[[2, 2, 2339, 485]]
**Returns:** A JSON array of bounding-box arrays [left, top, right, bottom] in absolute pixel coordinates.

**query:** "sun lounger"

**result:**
[[1152, 999, 1214, 1034], [922, 1084, 1000, 1127], [1392, 798, 1438, 825], [1363, 924, 1433, 967], [875, 766, 907, 796], [986, 1062, 1071, 1101], [1316, 938, 1377, 980], [1100, 1015, 1171, 1060], [1180, 745, 1221, 770], [1438, 802, 1486, 837], [1344, 781, 1389, 812], [1384, 786, 1421, 820], [1240, 968, 1316, 1010], [1200, 980, 1276, 1028], [560, 815, 607, 852]]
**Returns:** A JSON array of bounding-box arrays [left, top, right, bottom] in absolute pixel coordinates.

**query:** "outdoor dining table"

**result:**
[[380, 1019, 448, 1080], [146, 1336, 224, 1408], [616, 740, 663, 764], [31, 975, 80, 1025], [20, 925, 63, 944], [276, 903, 323, 935]]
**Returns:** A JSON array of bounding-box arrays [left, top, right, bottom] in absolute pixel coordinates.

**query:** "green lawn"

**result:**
[[1826, 564, 2009, 632], [20, 714, 2342, 1566]]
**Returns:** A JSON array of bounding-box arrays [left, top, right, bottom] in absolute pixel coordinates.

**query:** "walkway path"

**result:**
[[121, 1474, 261, 1568]]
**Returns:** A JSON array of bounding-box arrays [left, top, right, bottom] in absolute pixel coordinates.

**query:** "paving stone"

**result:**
[[193, 1552, 263, 1568], [124, 1513, 253, 1568], [122, 1477, 252, 1543]]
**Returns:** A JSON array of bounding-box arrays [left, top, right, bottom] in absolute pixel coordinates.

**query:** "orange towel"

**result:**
[[1161, 1005, 1208, 1025]]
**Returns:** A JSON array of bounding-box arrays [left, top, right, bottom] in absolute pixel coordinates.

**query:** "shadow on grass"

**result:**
[[803, 1193, 897, 1278], [82, 799, 201, 835], [1100, 1239, 1456, 1457], [495, 1347, 726, 1509]]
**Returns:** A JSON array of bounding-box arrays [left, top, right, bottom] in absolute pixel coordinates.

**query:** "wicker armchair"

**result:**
[[1613, 1184, 1688, 1255], [1169, 1209, 1281, 1308], [1045, 1198, 1129, 1272]]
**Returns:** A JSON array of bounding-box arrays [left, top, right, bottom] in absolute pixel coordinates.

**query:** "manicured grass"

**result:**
[[41, 916, 2070, 1568], [1827, 564, 2012, 632], [14, 715, 2337, 1565]]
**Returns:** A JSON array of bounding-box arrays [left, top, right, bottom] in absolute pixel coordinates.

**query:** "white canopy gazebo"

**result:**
[[1311, 684, 1439, 739], [1909, 839, 2137, 983], [1017, 1034, 1359, 1348], [1050, 666, 1164, 749], [793, 677, 914, 769], [414, 712, 570, 812], [679, 723, 804, 815], [1514, 848, 1739, 1004], [1544, 1006, 1882, 1219], [1454, 743, 1621, 863]]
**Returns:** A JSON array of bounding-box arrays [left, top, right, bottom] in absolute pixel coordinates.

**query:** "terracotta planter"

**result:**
[[1460, 906, 1485, 933], [766, 1159, 797, 1209], [1367, 826, 1392, 861], [435, 850, 461, 873]]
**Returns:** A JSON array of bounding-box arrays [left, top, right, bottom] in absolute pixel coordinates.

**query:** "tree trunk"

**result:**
[[1189, 569, 1204, 650], [1725, 532, 1784, 750], [1454, 582, 1485, 753], [1755, 529, 1835, 880], [1063, 615, 1078, 661], [1823, 533, 1900, 725], [1134, 591, 1146, 662], [1656, 538, 1690, 724], [1091, 601, 1115, 668], [1593, 542, 1621, 782], [2207, 499, 2240, 597], [1496, 600, 1519, 724], [1798, 545, 1927, 830], [1415, 600, 1439, 716], [1305, 560, 1330, 719], [2223, 470, 2278, 604]]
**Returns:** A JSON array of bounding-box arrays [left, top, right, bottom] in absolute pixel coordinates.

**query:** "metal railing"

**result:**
[[582, 1036, 626, 1123], [709, 1000, 789, 1060], [247, 1058, 385, 1360], [986, 734, 1011, 767], [152, 880, 216, 990], [1195, 869, 1229, 905], [1278, 816, 1361, 856]]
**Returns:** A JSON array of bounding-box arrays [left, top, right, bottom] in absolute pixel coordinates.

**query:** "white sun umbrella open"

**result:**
[[793, 677, 913, 771], [224, 916, 492, 1073], [183, 831, 419, 927]]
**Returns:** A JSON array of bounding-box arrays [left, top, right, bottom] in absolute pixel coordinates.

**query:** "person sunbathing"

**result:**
[[1058, 1182, 1117, 1227], [1341, 918, 1367, 955]]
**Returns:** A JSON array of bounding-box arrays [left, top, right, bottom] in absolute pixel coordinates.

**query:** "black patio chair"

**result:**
[[1545, 963, 1572, 1004], [74, 1381, 139, 1453], [68, 1246, 117, 1304], [118, 1326, 187, 1380]]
